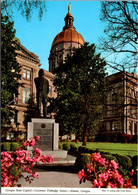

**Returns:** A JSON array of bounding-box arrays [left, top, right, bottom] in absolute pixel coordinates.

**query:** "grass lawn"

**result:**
[[77, 142, 138, 156]]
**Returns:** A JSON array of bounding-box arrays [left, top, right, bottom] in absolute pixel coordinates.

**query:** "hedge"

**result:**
[[113, 154, 132, 170], [62, 143, 70, 151], [102, 154, 118, 163], [2, 142, 11, 151], [131, 155, 138, 169], [74, 153, 91, 173], [70, 143, 78, 152], [9, 164, 22, 177], [11, 142, 20, 151]]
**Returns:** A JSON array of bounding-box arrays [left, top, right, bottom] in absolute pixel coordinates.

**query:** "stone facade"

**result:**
[[8, 40, 57, 140], [103, 71, 138, 135]]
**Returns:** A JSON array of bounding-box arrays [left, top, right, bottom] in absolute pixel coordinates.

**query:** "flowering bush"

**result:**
[[1, 136, 54, 187], [78, 152, 137, 188]]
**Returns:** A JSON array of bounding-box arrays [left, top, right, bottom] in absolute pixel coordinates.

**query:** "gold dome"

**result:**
[[52, 28, 85, 48]]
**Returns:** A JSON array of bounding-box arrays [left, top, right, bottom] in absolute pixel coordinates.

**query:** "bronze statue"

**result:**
[[34, 69, 49, 117]]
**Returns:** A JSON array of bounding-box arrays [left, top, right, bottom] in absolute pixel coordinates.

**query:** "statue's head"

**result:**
[[39, 69, 44, 77]]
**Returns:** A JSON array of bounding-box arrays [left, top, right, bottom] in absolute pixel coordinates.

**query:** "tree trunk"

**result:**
[[82, 123, 88, 146], [83, 97, 89, 146]]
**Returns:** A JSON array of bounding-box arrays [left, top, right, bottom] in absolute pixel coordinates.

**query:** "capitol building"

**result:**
[[2, 5, 137, 141]]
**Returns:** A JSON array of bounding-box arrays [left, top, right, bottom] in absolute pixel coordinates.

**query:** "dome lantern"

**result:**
[[49, 3, 85, 73], [63, 3, 75, 31]]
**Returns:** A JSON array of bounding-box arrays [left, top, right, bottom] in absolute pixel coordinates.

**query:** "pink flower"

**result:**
[[93, 179, 103, 188], [30, 138, 35, 146], [35, 136, 40, 141], [4, 177, 9, 187], [32, 172, 39, 178], [110, 160, 118, 169], [35, 148, 42, 156], [91, 153, 106, 165], [99, 172, 109, 180], [23, 141, 28, 147], [78, 170, 85, 179], [1, 136, 54, 187]]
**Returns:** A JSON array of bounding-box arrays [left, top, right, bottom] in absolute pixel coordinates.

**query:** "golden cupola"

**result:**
[[49, 3, 85, 73]]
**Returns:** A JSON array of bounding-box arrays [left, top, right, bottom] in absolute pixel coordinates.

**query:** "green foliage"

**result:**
[[113, 154, 132, 170], [9, 164, 22, 177], [11, 142, 20, 151], [100, 151, 111, 155], [51, 42, 106, 145], [102, 154, 118, 163], [70, 143, 78, 152], [78, 146, 86, 153], [74, 153, 91, 173], [1, 14, 21, 123], [2, 142, 11, 151], [131, 155, 138, 169], [59, 142, 63, 150], [89, 149, 96, 154], [1, 1, 46, 21], [62, 143, 70, 151]]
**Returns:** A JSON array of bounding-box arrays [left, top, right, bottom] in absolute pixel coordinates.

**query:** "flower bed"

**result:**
[[78, 152, 137, 188], [1, 136, 54, 187]]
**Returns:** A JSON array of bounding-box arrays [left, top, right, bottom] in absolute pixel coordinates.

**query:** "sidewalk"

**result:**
[[18, 162, 92, 188]]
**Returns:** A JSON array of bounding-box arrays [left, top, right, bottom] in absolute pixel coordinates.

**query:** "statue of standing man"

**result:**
[[34, 69, 49, 117]]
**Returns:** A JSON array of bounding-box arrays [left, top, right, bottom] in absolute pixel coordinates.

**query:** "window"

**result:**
[[111, 122, 117, 131], [23, 88, 30, 103], [49, 86, 52, 94], [10, 110, 17, 124], [134, 123, 137, 135], [112, 92, 117, 103], [129, 121, 133, 131], [23, 69, 31, 80], [6, 132, 14, 140]]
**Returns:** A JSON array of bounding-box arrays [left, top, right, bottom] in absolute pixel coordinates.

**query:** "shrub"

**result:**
[[118, 133, 133, 143], [9, 164, 22, 177], [11, 142, 20, 151], [102, 154, 118, 163], [58, 142, 63, 150], [89, 149, 96, 154], [78, 146, 86, 153], [74, 153, 91, 173], [95, 149, 100, 153], [78, 152, 137, 188], [132, 135, 137, 143], [131, 155, 138, 169], [62, 143, 70, 151], [70, 143, 78, 151], [1, 136, 54, 187], [2, 142, 11, 151], [113, 154, 132, 170], [83, 147, 91, 153], [100, 151, 111, 155]]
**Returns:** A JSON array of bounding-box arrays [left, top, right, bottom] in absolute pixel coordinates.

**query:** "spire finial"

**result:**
[[68, 3, 71, 13]]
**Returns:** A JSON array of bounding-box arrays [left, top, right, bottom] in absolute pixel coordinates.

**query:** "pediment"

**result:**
[[15, 41, 40, 63]]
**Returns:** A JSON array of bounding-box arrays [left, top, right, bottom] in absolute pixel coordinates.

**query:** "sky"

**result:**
[[7, 1, 107, 72]]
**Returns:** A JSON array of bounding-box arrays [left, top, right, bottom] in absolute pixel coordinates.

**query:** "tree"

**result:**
[[51, 43, 107, 145], [1, 0, 47, 21], [1, 14, 21, 123], [99, 1, 137, 73]]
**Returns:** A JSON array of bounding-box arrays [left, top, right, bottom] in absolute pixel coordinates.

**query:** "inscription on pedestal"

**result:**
[[33, 123, 53, 150]]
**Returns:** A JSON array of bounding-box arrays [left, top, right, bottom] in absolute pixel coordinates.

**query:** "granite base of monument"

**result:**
[[27, 118, 67, 159]]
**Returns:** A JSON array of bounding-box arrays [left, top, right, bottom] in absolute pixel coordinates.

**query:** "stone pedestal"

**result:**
[[27, 118, 67, 158]]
